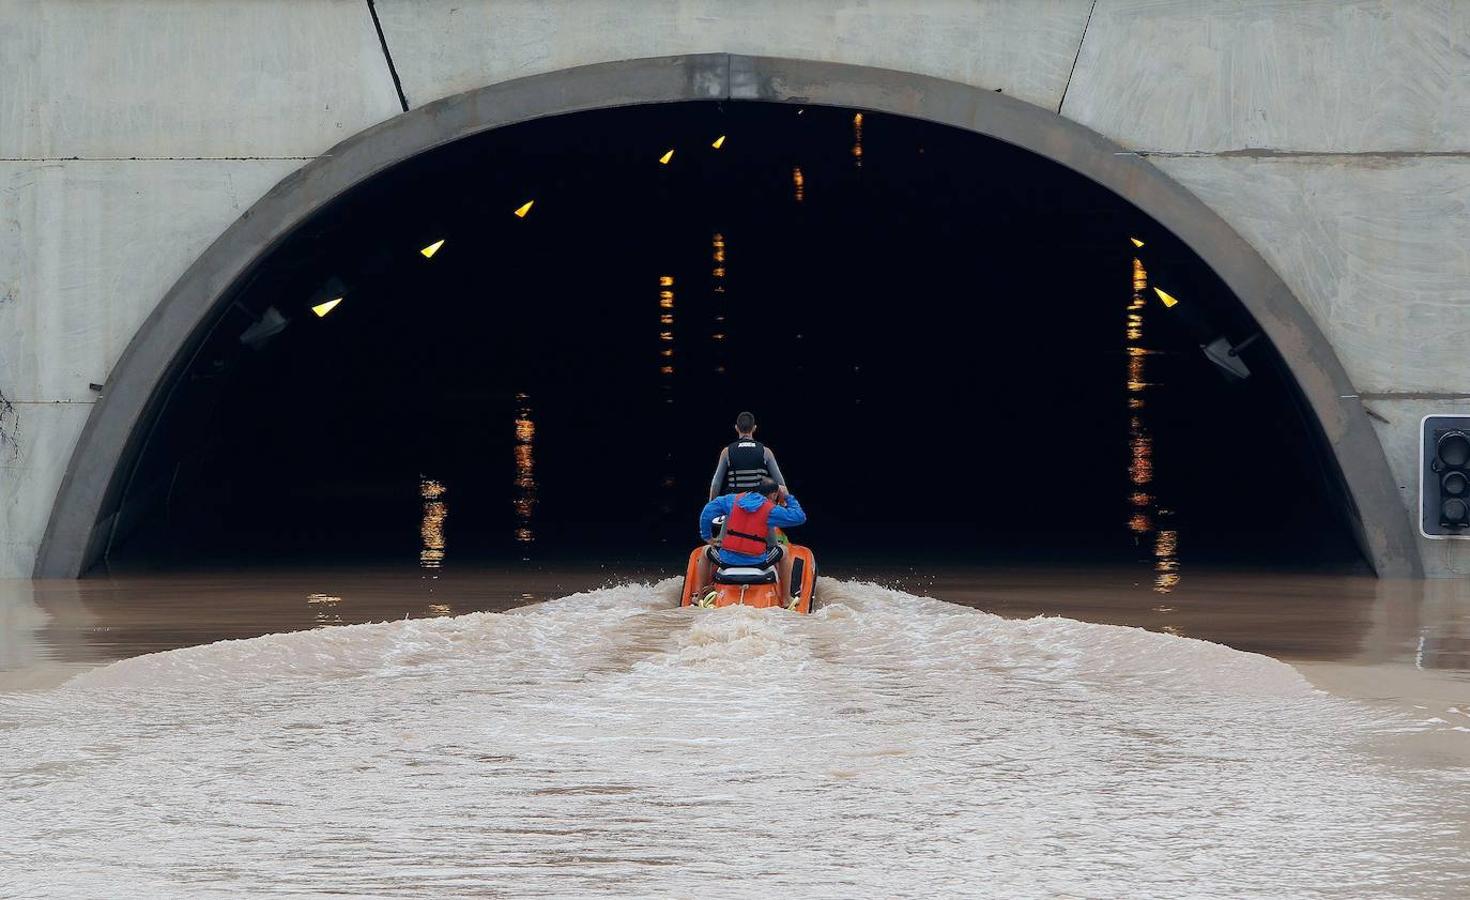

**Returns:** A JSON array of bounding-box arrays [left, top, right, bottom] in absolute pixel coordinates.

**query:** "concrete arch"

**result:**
[[33, 53, 1422, 578]]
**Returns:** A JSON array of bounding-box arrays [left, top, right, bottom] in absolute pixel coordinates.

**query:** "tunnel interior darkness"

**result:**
[[105, 101, 1363, 576]]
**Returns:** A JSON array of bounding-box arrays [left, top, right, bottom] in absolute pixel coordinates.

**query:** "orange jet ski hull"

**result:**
[[680, 544, 817, 614]]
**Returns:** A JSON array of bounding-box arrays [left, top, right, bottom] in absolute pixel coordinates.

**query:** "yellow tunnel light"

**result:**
[[711, 135, 726, 149], [1130, 237, 1145, 248], [311, 297, 343, 318], [1154, 286, 1180, 308], [659, 148, 675, 165], [420, 239, 445, 258], [514, 200, 534, 218]]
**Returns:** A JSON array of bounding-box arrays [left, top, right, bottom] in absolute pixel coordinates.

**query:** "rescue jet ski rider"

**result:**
[[700, 477, 807, 568], [708, 411, 787, 501]]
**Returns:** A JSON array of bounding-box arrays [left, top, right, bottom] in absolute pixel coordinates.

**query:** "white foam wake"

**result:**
[[1, 578, 1462, 899]]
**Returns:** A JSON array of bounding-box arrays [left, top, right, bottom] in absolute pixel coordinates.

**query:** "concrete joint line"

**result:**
[[1057, 0, 1097, 116], [366, 0, 409, 112]]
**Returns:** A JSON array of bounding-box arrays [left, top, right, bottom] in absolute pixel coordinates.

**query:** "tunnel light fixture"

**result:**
[[1153, 286, 1180, 308], [514, 200, 534, 218], [659, 148, 675, 164], [238, 305, 289, 349], [419, 239, 446, 258], [711, 135, 726, 149], [305, 276, 349, 320], [1201, 336, 1252, 380]]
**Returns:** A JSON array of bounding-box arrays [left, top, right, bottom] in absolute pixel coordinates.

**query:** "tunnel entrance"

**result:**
[[97, 100, 1362, 579]]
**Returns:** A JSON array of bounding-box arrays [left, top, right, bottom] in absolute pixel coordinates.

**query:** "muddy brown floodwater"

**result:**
[[2, 565, 1467, 898]]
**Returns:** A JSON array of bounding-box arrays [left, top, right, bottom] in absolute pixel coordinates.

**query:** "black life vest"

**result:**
[[726, 439, 770, 492], [722, 493, 774, 556]]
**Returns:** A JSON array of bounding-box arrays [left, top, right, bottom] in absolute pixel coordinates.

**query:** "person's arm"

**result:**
[[709, 448, 729, 501], [768, 494, 806, 528], [763, 447, 786, 488], [700, 495, 734, 541]]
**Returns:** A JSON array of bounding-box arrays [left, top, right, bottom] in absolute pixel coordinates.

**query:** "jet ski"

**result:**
[[680, 530, 817, 614]]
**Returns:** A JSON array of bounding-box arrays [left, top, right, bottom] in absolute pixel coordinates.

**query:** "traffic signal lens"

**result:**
[[1445, 471, 1470, 497], [1437, 432, 1470, 467], [1443, 498, 1470, 526]]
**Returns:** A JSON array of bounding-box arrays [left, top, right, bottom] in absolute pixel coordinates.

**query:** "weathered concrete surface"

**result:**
[[1154, 155, 1470, 395], [0, 160, 301, 400], [1066, 0, 1470, 153], [0, 402, 91, 579], [0, 159, 301, 572], [0, 0, 401, 159], [374, 0, 1094, 112]]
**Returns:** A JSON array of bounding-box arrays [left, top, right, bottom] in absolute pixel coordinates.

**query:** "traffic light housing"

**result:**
[[1421, 415, 1470, 538]]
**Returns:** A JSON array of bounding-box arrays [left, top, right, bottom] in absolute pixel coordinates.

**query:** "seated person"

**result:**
[[699, 478, 806, 567], [709, 411, 787, 501]]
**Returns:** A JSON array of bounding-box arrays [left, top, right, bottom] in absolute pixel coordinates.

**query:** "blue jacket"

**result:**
[[699, 492, 807, 566]]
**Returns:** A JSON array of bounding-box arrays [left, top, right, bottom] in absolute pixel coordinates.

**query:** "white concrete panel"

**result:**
[[0, 0, 402, 159], [1155, 154, 1470, 394], [1067, 0, 1470, 152], [376, 0, 1093, 113], [0, 400, 91, 578], [1365, 397, 1470, 577], [0, 159, 302, 402]]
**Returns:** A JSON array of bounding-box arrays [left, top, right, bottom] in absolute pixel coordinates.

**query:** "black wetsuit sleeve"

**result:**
[[710, 449, 729, 499], [765, 448, 786, 487]]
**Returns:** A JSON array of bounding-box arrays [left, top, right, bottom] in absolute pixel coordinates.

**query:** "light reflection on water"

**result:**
[[418, 476, 447, 570], [711, 232, 727, 374], [304, 591, 342, 628], [1124, 256, 1180, 593], [657, 275, 675, 403], [656, 274, 679, 515], [513, 393, 538, 547]]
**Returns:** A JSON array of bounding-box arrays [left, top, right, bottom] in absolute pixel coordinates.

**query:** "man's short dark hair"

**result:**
[[735, 411, 756, 432], [757, 477, 781, 496]]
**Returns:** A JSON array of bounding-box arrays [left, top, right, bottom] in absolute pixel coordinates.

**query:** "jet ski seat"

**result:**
[[713, 566, 778, 585], [708, 545, 783, 585]]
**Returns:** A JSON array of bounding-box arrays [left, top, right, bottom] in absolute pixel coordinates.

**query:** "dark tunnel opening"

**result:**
[[104, 101, 1365, 578]]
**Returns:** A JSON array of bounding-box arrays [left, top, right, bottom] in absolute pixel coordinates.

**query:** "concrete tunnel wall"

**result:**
[[2, 1, 1468, 577]]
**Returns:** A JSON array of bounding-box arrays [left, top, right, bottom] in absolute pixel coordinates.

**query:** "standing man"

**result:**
[[708, 411, 787, 501]]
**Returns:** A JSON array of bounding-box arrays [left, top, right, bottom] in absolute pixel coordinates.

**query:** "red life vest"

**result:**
[[722, 493, 774, 556]]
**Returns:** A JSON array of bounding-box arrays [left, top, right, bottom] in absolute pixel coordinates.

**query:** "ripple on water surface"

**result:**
[[0, 579, 1464, 898]]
